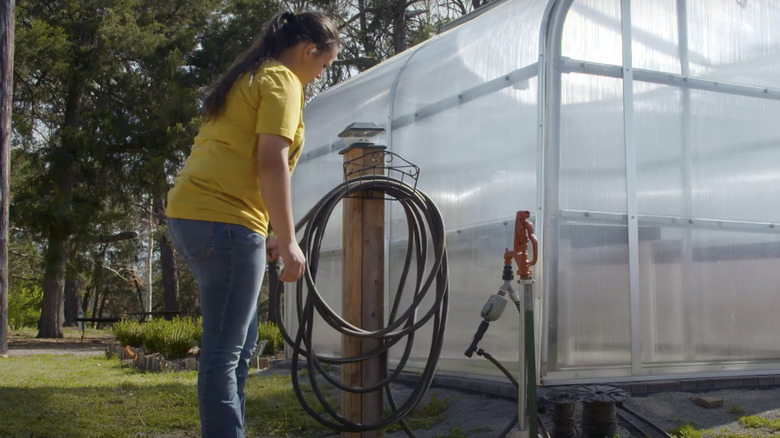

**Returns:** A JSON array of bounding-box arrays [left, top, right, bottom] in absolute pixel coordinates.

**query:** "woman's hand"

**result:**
[[266, 235, 305, 282], [278, 239, 305, 282], [266, 235, 281, 262]]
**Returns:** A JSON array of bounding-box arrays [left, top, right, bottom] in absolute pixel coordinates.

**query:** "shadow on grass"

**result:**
[[0, 355, 336, 438], [0, 381, 200, 437]]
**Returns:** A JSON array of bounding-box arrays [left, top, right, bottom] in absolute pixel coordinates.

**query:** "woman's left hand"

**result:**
[[267, 235, 281, 262]]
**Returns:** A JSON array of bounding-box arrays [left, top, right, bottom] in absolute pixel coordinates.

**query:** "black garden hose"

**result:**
[[269, 174, 449, 435]]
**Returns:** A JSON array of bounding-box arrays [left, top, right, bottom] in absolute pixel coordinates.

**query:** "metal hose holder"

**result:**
[[338, 122, 419, 200]]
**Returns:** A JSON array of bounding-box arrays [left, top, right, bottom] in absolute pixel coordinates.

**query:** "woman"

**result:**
[[166, 11, 340, 437]]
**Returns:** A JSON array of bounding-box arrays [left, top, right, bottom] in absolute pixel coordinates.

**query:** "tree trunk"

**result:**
[[154, 197, 179, 317], [0, 0, 14, 355], [145, 197, 153, 318], [37, 56, 82, 338], [63, 278, 80, 326], [81, 284, 91, 314], [37, 230, 68, 338], [357, 0, 374, 57], [392, 1, 407, 55], [90, 288, 100, 328], [96, 294, 107, 328]]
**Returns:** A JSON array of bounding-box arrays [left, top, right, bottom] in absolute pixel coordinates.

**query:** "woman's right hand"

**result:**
[[278, 239, 306, 282]]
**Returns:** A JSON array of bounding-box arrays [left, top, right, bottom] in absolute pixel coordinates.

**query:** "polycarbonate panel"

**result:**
[[562, 0, 622, 65], [559, 74, 626, 213], [391, 0, 547, 118], [635, 82, 685, 216], [387, 85, 540, 369], [640, 226, 780, 364], [686, 0, 780, 88], [549, 71, 630, 371], [637, 88, 780, 222], [637, 86, 780, 365], [630, 0, 680, 74], [387, 222, 525, 372], [389, 0, 544, 366], [687, 91, 780, 222]]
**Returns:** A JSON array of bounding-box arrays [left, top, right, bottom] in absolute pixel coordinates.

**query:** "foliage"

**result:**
[[115, 316, 282, 358], [8, 0, 479, 337], [7, 285, 43, 329], [434, 425, 467, 438], [0, 355, 333, 437], [739, 415, 780, 431], [727, 404, 746, 417], [141, 317, 202, 359], [112, 319, 146, 348], [114, 317, 201, 359], [670, 423, 704, 438], [258, 321, 284, 355]]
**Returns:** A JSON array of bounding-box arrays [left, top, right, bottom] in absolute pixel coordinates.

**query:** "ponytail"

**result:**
[[202, 11, 340, 121]]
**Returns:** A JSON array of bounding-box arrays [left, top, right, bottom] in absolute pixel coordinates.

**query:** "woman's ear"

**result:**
[[304, 42, 319, 57]]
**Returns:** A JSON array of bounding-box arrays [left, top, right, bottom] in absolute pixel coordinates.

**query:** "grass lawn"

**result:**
[[0, 348, 333, 437]]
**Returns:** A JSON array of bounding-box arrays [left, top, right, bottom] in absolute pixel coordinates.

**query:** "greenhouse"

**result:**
[[287, 0, 780, 385]]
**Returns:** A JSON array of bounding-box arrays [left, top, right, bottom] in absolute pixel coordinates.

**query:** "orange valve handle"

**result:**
[[503, 211, 538, 279]]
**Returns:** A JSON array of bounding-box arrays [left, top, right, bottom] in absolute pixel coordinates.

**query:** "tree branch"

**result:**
[[95, 231, 137, 243]]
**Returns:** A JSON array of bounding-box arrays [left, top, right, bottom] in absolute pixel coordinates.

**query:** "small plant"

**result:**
[[257, 321, 284, 355], [669, 422, 704, 438], [727, 404, 746, 417], [434, 425, 467, 438], [739, 414, 780, 431]]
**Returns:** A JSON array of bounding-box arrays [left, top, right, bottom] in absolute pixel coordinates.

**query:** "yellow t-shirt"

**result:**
[[166, 60, 304, 237]]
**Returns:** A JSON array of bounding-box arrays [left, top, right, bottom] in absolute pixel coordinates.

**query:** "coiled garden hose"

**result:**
[[269, 174, 449, 435]]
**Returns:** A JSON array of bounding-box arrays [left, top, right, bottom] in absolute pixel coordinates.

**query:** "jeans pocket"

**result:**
[[167, 218, 215, 261]]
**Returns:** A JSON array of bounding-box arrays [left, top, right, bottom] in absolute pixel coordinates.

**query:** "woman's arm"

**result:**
[[257, 133, 305, 282]]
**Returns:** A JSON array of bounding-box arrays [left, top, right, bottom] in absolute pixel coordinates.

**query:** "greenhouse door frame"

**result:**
[[539, 0, 780, 384]]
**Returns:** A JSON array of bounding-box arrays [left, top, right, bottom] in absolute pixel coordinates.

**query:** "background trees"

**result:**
[[5, 0, 479, 338]]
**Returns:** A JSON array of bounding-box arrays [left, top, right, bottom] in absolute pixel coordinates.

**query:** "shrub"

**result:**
[[258, 321, 284, 355], [8, 285, 43, 329], [113, 319, 145, 348], [113, 317, 201, 359], [143, 318, 201, 359]]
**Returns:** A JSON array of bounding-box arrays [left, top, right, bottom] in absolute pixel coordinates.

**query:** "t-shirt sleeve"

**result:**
[[256, 69, 303, 142]]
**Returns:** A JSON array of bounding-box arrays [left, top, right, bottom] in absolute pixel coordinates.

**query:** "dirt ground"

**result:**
[[3, 330, 116, 357]]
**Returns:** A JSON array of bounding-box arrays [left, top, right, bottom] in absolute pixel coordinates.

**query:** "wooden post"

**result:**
[[341, 144, 386, 438], [0, 0, 15, 356]]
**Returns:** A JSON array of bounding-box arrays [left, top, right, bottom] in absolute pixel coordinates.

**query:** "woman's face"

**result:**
[[300, 45, 339, 84]]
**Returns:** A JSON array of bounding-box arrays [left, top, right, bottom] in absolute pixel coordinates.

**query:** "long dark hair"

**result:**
[[202, 11, 340, 121]]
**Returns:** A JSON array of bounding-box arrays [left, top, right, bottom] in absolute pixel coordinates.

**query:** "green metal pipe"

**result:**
[[524, 281, 538, 438]]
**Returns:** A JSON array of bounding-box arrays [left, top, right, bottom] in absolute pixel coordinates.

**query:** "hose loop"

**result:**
[[271, 175, 449, 433]]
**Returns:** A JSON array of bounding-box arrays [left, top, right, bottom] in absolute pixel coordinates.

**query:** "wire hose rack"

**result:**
[[269, 169, 448, 436], [343, 150, 420, 200]]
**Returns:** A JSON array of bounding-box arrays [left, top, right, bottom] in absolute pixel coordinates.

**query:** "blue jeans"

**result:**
[[167, 218, 265, 438]]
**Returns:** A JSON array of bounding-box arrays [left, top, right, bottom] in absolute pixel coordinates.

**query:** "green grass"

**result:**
[[670, 423, 705, 438], [0, 354, 333, 437], [727, 404, 746, 417], [668, 419, 780, 438], [385, 391, 456, 432]]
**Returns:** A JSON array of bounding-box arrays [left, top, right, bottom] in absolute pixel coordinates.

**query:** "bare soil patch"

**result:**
[[4, 330, 116, 357]]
